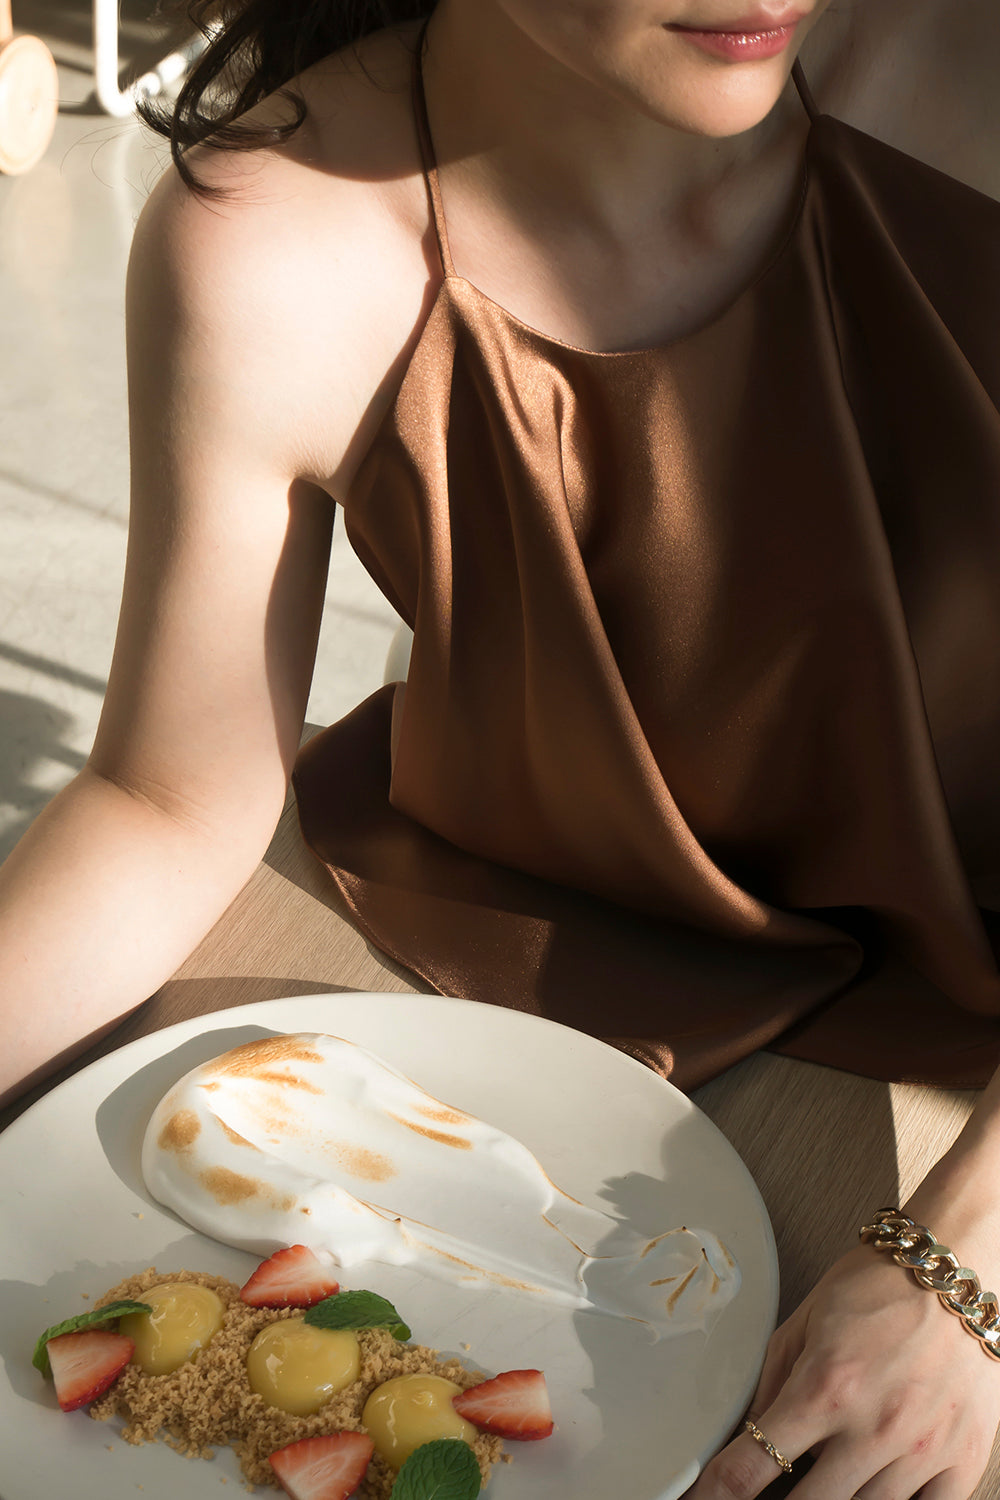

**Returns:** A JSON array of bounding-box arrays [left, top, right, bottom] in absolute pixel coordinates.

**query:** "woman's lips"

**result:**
[[667, 14, 803, 60]]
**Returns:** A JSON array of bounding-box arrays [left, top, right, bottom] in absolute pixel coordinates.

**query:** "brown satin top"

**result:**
[[293, 43, 1000, 1092]]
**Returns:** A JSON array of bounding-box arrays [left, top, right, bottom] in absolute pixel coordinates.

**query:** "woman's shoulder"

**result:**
[[131, 21, 435, 498]]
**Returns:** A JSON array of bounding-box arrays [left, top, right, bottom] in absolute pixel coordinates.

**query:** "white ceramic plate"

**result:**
[[0, 994, 778, 1500]]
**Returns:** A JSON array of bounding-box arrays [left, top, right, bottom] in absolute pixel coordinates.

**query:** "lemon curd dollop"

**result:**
[[118, 1282, 226, 1375], [361, 1373, 477, 1469], [246, 1317, 361, 1416]]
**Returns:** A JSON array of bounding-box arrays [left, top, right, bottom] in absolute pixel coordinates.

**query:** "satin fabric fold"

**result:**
[[294, 110, 1000, 1092]]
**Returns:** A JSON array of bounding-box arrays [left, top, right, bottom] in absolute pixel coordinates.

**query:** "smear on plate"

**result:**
[[142, 1032, 739, 1337]]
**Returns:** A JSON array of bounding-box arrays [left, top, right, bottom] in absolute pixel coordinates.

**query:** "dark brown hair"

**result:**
[[141, 1, 434, 187]]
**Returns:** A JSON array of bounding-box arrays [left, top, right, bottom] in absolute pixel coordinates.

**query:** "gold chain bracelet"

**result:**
[[859, 1207, 1000, 1360]]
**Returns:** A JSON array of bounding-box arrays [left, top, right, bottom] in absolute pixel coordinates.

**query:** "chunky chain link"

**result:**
[[859, 1207, 1000, 1360]]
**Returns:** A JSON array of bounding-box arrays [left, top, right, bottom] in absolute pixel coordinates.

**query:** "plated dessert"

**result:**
[[2, 995, 775, 1500], [33, 1244, 553, 1499], [28, 1026, 742, 1496]]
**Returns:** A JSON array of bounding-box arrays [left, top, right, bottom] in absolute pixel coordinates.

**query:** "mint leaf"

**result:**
[[303, 1289, 410, 1341], [392, 1439, 481, 1500], [33, 1300, 152, 1378]]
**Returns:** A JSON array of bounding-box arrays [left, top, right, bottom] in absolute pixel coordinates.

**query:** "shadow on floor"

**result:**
[[0, 687, 87, 859]]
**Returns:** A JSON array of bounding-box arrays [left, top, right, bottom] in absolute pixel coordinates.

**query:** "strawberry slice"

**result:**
[[453, 1368, 554, 1440], [240, 1245, 340, 1309], [269, 1432, 374, 1500], [47, 1329, 134, 1412]]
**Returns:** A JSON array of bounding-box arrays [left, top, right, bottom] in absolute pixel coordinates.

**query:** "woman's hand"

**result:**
[[684, 1240, 1000, 1500]]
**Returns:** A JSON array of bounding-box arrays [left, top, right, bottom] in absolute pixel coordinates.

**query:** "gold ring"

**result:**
[[743, 1419, 794, 1475]]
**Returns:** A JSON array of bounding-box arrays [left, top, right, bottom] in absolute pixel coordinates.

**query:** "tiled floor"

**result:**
[[0, 3, 399, 861]]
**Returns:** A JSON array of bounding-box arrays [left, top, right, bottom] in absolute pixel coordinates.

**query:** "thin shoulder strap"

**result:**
[[411, 23, 456, 277], [790, 57, 820, 123]]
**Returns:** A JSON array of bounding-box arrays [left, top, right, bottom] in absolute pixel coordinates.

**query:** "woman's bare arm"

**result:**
[[0, 162, 347, 1105], [0, 29, 441, 1109]]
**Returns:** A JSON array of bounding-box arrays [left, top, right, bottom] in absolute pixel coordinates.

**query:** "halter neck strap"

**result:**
[[411, 22, 456, 278], [790, 58, 820, 123]]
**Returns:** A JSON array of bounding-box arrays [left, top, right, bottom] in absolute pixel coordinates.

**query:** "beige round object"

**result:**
[[362, 1374, 477, 1469], [0, 35, 58, 176], [246, 1319, 361, 1416], [118, 1281, 226, 1376]]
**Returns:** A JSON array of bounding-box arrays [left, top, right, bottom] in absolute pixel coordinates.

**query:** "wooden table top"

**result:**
[[3, 788, 995, 1495]]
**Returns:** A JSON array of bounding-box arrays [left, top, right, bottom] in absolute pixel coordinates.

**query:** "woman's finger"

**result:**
[[908, 1473, 973, 1500], [851, 1461, 975, 1500], [686, 1395, 824, 1500], [686, 1429, 803, 1500], [747, 1325, 802, 1420], [761, 1435, 874, 1500]]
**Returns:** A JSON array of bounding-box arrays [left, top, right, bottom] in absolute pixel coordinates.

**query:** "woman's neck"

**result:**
[[419, 0, 836, 256]]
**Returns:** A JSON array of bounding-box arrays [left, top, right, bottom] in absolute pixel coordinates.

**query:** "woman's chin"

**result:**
[[639, 81, 797, 139]]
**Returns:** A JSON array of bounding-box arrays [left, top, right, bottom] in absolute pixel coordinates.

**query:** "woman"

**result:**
[[3, 0, 1000, 1493]]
